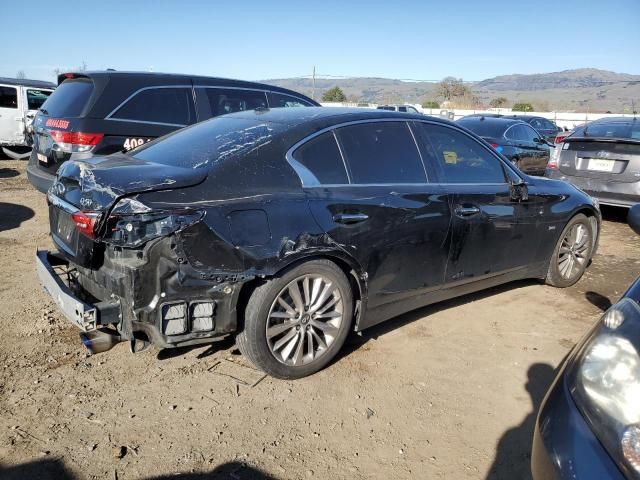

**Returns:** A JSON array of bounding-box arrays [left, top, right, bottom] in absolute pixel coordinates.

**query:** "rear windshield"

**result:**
[[457, 119, 506, 137], [581, 121, 640, 140], [40, 79, 93, 117], [131, 117, 276, 169]]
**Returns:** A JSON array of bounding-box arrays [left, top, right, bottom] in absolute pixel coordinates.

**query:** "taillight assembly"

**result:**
[[104, 198, 203, 248], [71, 211, 102, 239], [555, 134, 567, 144], [49, 130, 104, 153], [548, 144, 562, 170]]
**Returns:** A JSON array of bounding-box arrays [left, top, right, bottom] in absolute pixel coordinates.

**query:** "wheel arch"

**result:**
[[236, 250, 367, 334]]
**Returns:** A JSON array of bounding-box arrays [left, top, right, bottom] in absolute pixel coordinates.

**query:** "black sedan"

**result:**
[[457, 116, 553, 175], [36, 107, 600, 379], [532, 204, 640, 480]]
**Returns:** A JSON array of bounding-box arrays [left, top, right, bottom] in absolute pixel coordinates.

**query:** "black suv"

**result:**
[[27, 71, 319, 193]]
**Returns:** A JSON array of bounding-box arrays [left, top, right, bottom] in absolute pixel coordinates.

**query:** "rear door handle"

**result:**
[[454, 205, 480, 217], [333, 213, 369, 225]]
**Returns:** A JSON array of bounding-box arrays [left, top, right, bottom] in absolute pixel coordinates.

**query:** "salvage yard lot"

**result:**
[[0, 159, 638, 480]]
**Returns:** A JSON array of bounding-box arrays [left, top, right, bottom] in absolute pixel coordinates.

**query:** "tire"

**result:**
[[2, 147, 31, 160], [545, 214, 594, 288], [236, 259, 353, 379]]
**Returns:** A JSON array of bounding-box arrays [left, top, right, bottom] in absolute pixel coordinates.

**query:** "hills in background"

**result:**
[[264, 68, 640, 112]]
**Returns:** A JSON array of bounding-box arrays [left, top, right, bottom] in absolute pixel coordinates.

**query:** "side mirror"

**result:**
[[629, 204, 640, 235], [533, 137, 544, 144], [509, 179, 529, 202]]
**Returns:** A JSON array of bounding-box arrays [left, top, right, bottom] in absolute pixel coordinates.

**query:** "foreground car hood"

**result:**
[[51, 154, 208, 210]]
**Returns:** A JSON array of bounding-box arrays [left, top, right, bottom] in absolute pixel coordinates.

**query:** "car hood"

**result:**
[[50, 153, 209, 211]]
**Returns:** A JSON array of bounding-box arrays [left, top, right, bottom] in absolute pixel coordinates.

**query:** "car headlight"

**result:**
[[569, 298, 640, 478]]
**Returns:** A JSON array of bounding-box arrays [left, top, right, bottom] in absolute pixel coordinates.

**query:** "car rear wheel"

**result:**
[[236, 259, 353, 379], [546, 213, 594, 288]]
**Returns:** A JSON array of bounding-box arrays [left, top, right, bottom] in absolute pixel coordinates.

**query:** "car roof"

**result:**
[[588, 116, 637, 125], [58, 70, 316, 100], [227, 106, 443, 125], [0, 77, 56, 89], [457, 116, 525, 127]]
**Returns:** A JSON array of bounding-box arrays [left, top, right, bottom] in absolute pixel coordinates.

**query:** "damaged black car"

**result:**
[[37, 107, 601, 379]]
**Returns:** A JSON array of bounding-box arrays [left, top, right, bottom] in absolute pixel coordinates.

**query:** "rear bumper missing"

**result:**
[[35, 250, 121, 331]]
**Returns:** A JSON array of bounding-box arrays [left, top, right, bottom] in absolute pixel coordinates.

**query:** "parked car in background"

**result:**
[[456, 115, 552, 175], [510, 115, 562, 144], [459, 113, 562, 143], [27, 71, 319, 193], [0, 77, 54, 159], [376, 104, 421, 114], [546, 117, 640, 207], [36, 107, 599, 379], [532, 203, 640, 480]]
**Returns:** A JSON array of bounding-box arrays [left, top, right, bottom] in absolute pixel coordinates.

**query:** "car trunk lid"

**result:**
[[48, 153, 208, 265], [558, 138, 640, 183]]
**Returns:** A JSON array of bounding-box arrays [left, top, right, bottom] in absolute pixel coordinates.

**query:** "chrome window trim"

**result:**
[[286, 117, 522, 188], [195, 86, 313, 107]]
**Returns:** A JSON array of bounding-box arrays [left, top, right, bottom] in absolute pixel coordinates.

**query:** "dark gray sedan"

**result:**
[[546, 117, 640, 207]]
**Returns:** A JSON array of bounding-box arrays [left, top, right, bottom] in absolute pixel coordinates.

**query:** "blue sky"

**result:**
[[1, 0, 638, 82]]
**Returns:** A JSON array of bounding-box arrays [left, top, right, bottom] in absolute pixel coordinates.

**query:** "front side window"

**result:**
[[269, 92, 313, 108], [26, 89, 52, 110], [0, 86, 18, 109], [407, 106, 419, 114], [203, 88, 268, 117], [416, 123, 506, 184], [335, 122, 426, 184], [292, 132, 348, 185], [112, 87, 195, 125]]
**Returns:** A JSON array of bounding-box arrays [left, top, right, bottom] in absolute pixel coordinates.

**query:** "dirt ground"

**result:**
[[0, 158, 638, 480]]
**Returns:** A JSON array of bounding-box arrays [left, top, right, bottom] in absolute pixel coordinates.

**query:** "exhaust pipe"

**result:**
[[80, 329, 122, 354]]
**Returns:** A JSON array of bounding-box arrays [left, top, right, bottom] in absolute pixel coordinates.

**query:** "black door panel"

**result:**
[[306, 185, 451, 310]]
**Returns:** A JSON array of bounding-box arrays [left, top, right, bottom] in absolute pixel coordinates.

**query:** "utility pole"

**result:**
[[312, 66, 316, 101]]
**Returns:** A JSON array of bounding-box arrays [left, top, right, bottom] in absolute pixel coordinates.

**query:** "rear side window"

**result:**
[[26, 89, 52, 110], [112, 87, 195, 125], [202, 88, 268, 117], [505, 124, 528, 141], [335, 122, 426, 184], [40, 79, 93, 116], [0, 86, 17, 109], [269, 92, 313, 108], [415, 123, 506, 184], [292, 132, 348, 185]]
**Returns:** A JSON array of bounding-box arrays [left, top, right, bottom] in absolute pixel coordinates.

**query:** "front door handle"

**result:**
[[454, 205, 480, 217], [333, 213, 369, 225]]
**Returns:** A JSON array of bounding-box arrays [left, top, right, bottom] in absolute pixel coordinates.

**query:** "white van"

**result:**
[[0, 77, 55, 159]]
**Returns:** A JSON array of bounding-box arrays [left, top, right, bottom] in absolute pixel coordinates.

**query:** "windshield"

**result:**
[[132, 116, 276, 169], [582, 121, 640, 140], [40, 78, 93, 117]]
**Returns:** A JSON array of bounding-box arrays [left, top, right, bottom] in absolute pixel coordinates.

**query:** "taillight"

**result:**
[[555, 134, 567, 144], [548, 144, 562, 170], [104, 198, 204, 248], [71, 211, 101, 239], [49, 130, 104, 153]]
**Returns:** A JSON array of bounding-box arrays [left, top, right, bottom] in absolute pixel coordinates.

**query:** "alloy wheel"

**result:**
[[557, 223, 591, 280], [266, 274, 344, 366]]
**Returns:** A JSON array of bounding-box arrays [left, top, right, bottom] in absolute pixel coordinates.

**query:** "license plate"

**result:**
[[50, 207, 77, 256], [587, 158, 615, 172], [37, 152, 48, 165]]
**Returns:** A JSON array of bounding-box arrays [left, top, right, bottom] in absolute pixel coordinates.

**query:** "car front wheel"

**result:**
[[546, 213, 595, 288], [236, 259, 353, 379]]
